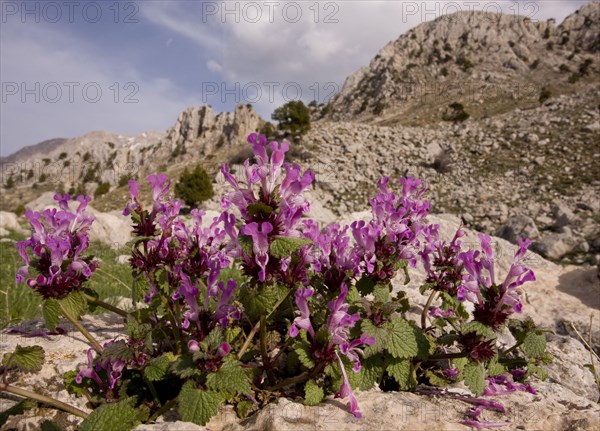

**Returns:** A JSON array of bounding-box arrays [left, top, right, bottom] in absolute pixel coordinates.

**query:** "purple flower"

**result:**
[[16, 194, 98, 299], [335, 352, 363, 418], [214, 279, 241, 327], [458, 234, 536, 329], [429, 307, 456, 318], [242, 221, 273, 282], [289, 288, 315, 339]]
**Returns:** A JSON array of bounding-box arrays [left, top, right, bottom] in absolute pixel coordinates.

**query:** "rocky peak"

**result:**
[[325, 2, 599, 125], [165, 104, 262, 155]]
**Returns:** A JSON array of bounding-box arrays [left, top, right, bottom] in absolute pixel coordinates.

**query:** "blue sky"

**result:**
[[0, 0, 588, 156]]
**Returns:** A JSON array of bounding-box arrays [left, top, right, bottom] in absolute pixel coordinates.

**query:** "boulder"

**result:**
[[531, 233, 578, 260], [495, 215, 540, 244], [0, 211, 26, 235]]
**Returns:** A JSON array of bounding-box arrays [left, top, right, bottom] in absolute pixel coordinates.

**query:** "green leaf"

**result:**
[[487, 358, 506, 376], [41, 421, 65, 431], [246, 202, 274, 218], [419, 282, 435, 295], [453, 357, 468, 372], [143, 353, 175, 381], [101, 340, 132, 363], [361, 320, 388, 357], [171, 354, 201, 379], [373, 284, 390, 304], [80, 398, 142, 431], [304, 380, 324, 406], [225, 326, 242, 344], [63, 370, 88, 397], [526, 363, 548, 380], [206, 358, 251, 395], [294, 341, 315, 368], [0, 399, 36, 427], [235, 400, 254, 419], [463, 361, 486, 396], [386, 357, 416, 390], [395, 259, 410, 284], [125, 315, 151, 340], [59, 291, 87, 320], [238, 235, 254, 257], [239, 283, 287, 322], [2, 345, 44, 373], [178, 381, 223, 426], [425, 370, 449, 387], [461, 321, 496, 339], [42, 299, 60, 330], [357, 355, 385, 390], [415, 329, 434, 360], [521, 331, 546, 358], [386, 319, 418, 359], [269, 237, 312, 259], [356, 277, 375, 295], [204, 327, 225, 351]]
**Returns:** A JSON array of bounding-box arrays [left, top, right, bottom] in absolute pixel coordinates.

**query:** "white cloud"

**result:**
[[0, 24, 199, 156], [207, 59, 224, 72]]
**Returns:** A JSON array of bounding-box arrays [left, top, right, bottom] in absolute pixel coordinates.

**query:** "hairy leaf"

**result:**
[[461, 321, 496, 339], [0, 399, 36, 427], [59, 291, 87, 320], [79, 398, 143, 431], [304, 380, 324, 406], [386, 357, 416, 390], [357, 355, 385, 390], [269, 237, 312, 259], [206, 358, 251, 395], [294, 341, 315, 368], [239, 283, 287, 322], [387, 318, 418, 359], [463, 361, 486, 396], [2, 345, 44, 373], [178, 381, 223, 426], [42, 299, 60, 330], [143, 353, 175, 382], [361, 320, 388, 357], [63, 370, 88, 397], [521, 331, 546, 358]]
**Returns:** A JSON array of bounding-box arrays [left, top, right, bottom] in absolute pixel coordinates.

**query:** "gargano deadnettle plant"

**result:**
[[1, 133, 551, 430]]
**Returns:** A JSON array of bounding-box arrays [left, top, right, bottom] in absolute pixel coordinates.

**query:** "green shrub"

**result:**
[[271, 100, 311, 136], [94, 182, 110, 198], [443, 102, 470, 122], [175, 165, 214, 206]]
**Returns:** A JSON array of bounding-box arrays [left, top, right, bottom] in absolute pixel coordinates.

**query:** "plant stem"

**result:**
[[0, 383, 89, 419], [237, 291, 291, 360], [429, 351, 469, 360], [58, 302, 103, 352], [501, 341, 522, 356], [421, 291, 438, 329], [82, 293, 128, 318], [146, 397, 177, 424], [267, 363, 325, 392], [160, 296, 182, 355], [260, 315, 276, 386]]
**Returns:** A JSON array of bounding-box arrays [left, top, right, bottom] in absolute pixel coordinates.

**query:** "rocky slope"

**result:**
[[324, 2, 600, 125]]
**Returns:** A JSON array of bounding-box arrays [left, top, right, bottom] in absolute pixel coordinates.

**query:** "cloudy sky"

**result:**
[[0, 0, 588, 156]]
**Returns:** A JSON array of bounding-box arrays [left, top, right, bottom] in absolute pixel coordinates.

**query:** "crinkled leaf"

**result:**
[[462, 321, 496, 339], [304, 380, 324, 406], [225, 326, 242, 344], [361, 320, 388, 357], [356, 277, 375, 295], [487, 358, 507, 376], [246, 202, 274, 218], [386, 357, 416, 390], [526, 363, 548, 380], [125, 316, 151, 340], [387, 318, 418, 359], [42, 299, 60, 330], [373, 284, 390, 304], [144, 353, 175, 381], [425, 370, 449, 387], [235, 400, 254, 419], [238, 235, 254, 257], [0, 399, 36, 427], [239, 283, 287, 322], [463, 361, 486, 396], [415, 328, 434, 360], [419, 282, 435, 295], [357, 355, 385, 390], [171, 354, 202, 379], [204, 327, 225, 351], [178, 381, 223, 426], [79, 397, 143, 431], [453, 357, 468, 373], [59, 291, 87, 320], [101, 340, 132, 363], [2, 345, 44, 373], [206, 358, 251, 395], [294, 341, 315, 368], [269, 237, 312, 259], [521, 331, 546, 358], [63, 370, 88, 397]]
